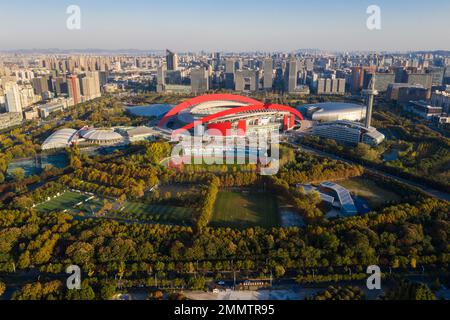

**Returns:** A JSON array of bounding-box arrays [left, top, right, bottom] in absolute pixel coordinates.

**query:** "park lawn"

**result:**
[[122, 202, 194, 224], [35, 191, 88, 213], [338, 177, 402, 209], [210, 190, 279, 229]]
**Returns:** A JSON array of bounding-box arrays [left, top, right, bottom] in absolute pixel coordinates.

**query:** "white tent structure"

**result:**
[[41, 128, 77, 150]]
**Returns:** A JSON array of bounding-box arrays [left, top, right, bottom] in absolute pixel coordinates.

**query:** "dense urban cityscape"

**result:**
[[0, 0, 449, 310]]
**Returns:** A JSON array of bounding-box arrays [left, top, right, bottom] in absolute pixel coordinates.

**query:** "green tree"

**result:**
[[10, 168, 25, 181], [99, 281, 117, 300], [66, 280, 95, 300], [274, 265, 286, 278], [0, 281, 6, 297], [66, 242, 94, 266], [13, 196, 33, 210], [18, 251, 31, 269], [188, 277, 205, 290], [386, 281, 437, 300], [353, 143, 380, 162]]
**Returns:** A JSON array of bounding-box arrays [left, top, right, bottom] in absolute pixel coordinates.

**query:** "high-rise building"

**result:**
[[225, 59, 235, 74], [316, 78, 346, 95], [214, 52, 221, 71], [406, 73, 433, 89], [285, 58, 298, 93], [305, 58, 314, 72], [387, 83, 430, 102], [99, 71, 109, 87], [166, 50, 178, 71], [88, 71, 101, 98], [31, 76, 50, 96], [67, 75, 81, 105], [79, 72, 101, 101], [235, 70, 259, 92], [4, 82, 23, 114], [225, 59, 235, 90], [363, 72, 395, 92], [19, 84, 37, 108], [191, 68, 209, 94], [54, 77, 68, 96], [351, 66, 376, 93], [427, 67, 445, 86], [156, 65, 166, 93], [264, 58, 273, 90]]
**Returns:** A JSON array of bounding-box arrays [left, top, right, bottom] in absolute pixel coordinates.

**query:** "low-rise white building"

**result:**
[[0, 112, 23, 130], [431, 90, 450, 113], [312, 120, 385, 146], [405, 100, 443, 119]]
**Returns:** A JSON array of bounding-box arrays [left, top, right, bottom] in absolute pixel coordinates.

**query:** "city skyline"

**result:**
[[0, 0, 449, 307], [1, 0, 450, 52]]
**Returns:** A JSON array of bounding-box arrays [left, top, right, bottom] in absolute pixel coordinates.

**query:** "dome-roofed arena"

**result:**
[[41, 128, 78, 150], [158, 94, 304, 136], [79, 128, 124, 144], [300, 102, 367, 122]]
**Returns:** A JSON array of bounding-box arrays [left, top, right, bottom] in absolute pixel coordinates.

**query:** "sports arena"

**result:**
[[158, 94, 304, 136]]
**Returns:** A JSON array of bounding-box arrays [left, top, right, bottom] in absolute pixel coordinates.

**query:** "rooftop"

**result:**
[[126, 126, 155, 137], [81, 129, 123, 141], [42, 128, 77, 150], [301, 102, 366, 112], [320, 182, 358, 216]]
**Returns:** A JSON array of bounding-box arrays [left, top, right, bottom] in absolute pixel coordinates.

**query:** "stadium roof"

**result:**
[[159, 93, 260, 127], [302, 102, 366, 111], [301, 102, 367, 121], [173, 103, 304, 135], [42, 128, 77, 150], [81, 129, 123, 142], [126, 126, 155, 137]]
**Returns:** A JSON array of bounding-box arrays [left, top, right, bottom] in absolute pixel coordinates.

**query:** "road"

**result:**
[[288, 141, 450, 202]]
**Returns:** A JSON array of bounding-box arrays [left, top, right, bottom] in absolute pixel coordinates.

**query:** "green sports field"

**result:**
[[35, 191, 88, 213], [210, 191, 279, 229], [120, 202, 195, 224], [73, 197, 105, 216]]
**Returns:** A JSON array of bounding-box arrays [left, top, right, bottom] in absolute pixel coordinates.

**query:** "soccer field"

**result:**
[[210, 191, 279, 229], [35, 191, 88, 213], [121, 202, 195, 224]]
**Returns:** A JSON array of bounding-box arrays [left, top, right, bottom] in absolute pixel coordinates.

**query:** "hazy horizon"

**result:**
[[1, 0, 449, 52]]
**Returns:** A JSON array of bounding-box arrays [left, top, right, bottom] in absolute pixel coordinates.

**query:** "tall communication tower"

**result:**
[[362, 74, 378, 128]]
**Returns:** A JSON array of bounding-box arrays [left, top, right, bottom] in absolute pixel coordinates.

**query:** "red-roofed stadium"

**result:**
[[158, 94, 303, 136]]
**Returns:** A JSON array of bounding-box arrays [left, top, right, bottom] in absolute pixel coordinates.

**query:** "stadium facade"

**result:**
[[301, 102, 367, 122], [312, 120, 385, 146], [158, 94, 304, 136]]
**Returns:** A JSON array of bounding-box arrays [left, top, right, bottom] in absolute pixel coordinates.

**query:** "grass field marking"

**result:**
[[34, 191, 89, 214], [120, 201, 194, 223], [211, 190, 279, 229]]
